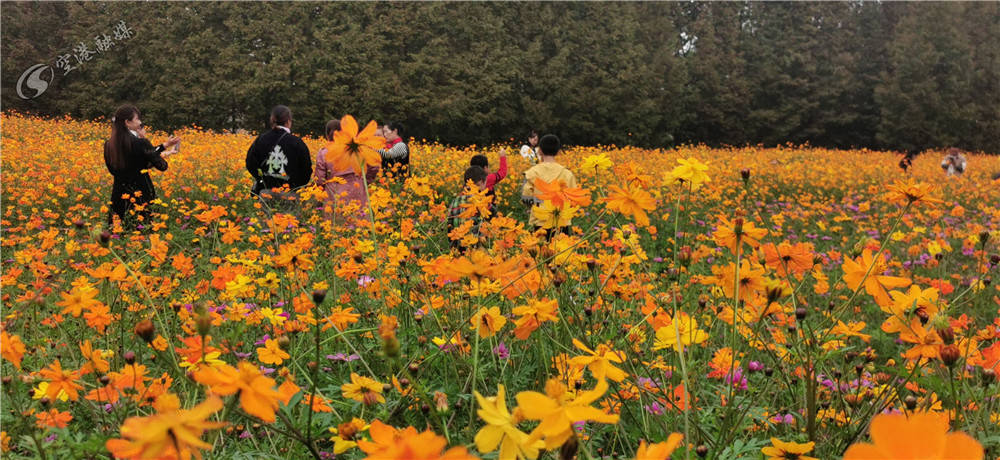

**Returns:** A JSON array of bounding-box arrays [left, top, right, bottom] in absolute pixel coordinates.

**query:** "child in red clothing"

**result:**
[[470, 148, 508, 195]]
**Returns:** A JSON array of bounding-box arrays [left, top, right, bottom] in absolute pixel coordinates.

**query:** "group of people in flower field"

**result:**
[[0, 104, 979, 460], [104, 104, 576, 244]]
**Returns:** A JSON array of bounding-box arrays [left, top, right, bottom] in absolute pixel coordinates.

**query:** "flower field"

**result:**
[[1, 112, 999, 459]]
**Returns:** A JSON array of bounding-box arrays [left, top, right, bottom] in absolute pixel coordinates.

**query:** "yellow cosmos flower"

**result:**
[[474, 384, 542, 460], [667, 157, 710, 189], [515, 378, 619, 450]]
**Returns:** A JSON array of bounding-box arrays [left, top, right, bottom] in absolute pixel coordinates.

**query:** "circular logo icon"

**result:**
[[16, 64, 54, 100]]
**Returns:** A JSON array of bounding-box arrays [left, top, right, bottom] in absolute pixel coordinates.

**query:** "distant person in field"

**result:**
[[521, 134, 577, 234], [470, 147, 508, 202], [378, 121, 409, 179], [246, 105, 312, 208], [448, 166, 489, 252], [941, 148, 967, 177], [314, 118, 379, 221], [520, 130, 540, 164], [103, 104, 180, 229], [898, 150, 917, 173]]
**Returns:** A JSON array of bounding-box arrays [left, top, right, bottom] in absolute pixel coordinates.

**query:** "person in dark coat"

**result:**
[[246, 105, 312, 194], [104, 104, 180, 229]]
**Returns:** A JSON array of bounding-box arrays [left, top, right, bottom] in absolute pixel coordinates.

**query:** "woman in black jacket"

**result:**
[[104, 104, 180, 229]]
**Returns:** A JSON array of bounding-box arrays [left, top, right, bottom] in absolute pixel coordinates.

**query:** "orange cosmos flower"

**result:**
[[193, 361, 282, 423], [841, 249, 911, 308], [603, 183, 657, 226], [969, 340, 1000, 373], [534, 178, 592, 207], [884, 179, 943, 207], [106, 394, 226, 460], [512, 298, 560, 340], [634, 433, 684, 460], [359, 420, 419, 457], [256, 338, 290, 365], [35, 409, 73, 429], [704, 259, 767, 303], [713, 217, 768, 255], [79, 340, 111, 374], [327, 115, 384, 175], [55, 283, 102, 317], [359, 421, 476, 460], [760, 241, 815, 278], [0, 331, 26, 369], [38, 360, 83, 401], [322, 306, 361, 332], [843, 411, 982, 459]]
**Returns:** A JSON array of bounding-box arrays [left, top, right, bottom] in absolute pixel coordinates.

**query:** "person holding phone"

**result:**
[[104, 104, 180, 230]]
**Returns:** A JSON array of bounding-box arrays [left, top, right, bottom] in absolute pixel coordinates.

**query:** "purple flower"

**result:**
[[645, 402, 665, 415], [653, 257, 664, 263], [748, 361, 763, 372], [725, 368, 748, 391], [255, 334, 271, 346], [358, 275, 375, 287], [327, 353, 360, 362], [771, 413, 795, 425], [493, 342, 510, 360]]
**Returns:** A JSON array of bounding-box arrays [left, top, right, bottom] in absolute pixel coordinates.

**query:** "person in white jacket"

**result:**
[[519, 130, 539, 164], [941, 148, 967, 177]]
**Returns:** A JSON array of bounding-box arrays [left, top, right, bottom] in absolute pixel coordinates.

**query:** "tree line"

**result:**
[[3, 2, 997, 153]]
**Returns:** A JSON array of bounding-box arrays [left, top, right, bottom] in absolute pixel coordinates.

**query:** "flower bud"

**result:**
[[979, 231, 990, 246], [940, 345, 960, 366], [740, 168, 751, 183], [982, 368, 995, 385], [382, 335, 400, 358], [276, 335, 291, 350], [195, 313, 212, 337], [312, 289, 327, 304], [678, 246, 692, 266], [795, 307, 807, 320], [433, 391, 449, 414], [134, 319, 155, 344], [904, 395, 917, 410], [696, 445, 709, 457], [123, 351, 136, 365], [937, 326, 955, 345], [337, 421, 359, 440]]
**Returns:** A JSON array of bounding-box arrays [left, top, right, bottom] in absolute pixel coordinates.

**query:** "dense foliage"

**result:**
[[2, 2, 998, 152]]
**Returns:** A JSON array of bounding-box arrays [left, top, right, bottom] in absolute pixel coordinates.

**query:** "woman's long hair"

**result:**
[[106, 105, 139, 171]]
